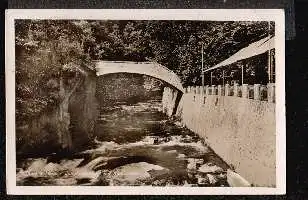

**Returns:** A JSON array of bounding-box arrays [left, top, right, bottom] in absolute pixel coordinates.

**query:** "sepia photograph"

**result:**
[[6, 9, 285, 195]]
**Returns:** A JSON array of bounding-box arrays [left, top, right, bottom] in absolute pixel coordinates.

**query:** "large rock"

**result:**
[[198, 163, 224, 174], [107, 162, 166, 185], [207, 174, 219, 185], [226, 169, 251, 187], [187, 158, 204, 171]]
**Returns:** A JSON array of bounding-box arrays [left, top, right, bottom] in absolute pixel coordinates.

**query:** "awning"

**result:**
[[203, 36, 275, 73]]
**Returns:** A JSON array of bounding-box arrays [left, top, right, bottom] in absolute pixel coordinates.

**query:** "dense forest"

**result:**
[[15, 20, 274, 122]]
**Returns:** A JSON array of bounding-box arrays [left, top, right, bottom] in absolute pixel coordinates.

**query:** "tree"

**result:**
[[15, 20, 95, 124], [16, 19, 273, 122]]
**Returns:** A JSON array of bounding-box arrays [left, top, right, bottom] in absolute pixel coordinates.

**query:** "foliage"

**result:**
[[15, 20, 94, 123], [87, 20, 274, 85], [15, 20, 273, 122]]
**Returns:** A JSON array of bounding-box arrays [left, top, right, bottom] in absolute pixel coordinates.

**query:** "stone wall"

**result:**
[[68, 75, 99, 151], [16, 105, 66, 157], [163, 85, 276, 186], [96, 73, 163, 106], [16, 72, 98, 157], [162, 86, 179, 117]]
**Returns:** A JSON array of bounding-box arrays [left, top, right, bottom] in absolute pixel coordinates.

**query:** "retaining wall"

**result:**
[[16, 72, 98, 156], [68, 75, 99, 150], [162, 86, 179, 116], [163, 84, 276, 187], [96, 74, 163, 106]]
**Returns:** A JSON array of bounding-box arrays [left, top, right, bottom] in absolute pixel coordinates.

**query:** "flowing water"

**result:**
[[17, 99, 230, 186]]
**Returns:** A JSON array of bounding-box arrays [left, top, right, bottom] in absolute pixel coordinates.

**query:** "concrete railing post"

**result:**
[[234, 83, 239, 97], [225, 84, 230, 96], [200, 86, 204, 95], [193, 86, 196, 94], [205, 85, 210, 96], [196, 86, 201, 94], [267, 83, 275, 103], [218, 85, 222, 96], [242, 84, 249, 98], [254, 84, 261, 100], [211, 85, 216, 95]]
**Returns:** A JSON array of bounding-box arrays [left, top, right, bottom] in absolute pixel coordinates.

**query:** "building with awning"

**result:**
[[202, 36, 275, 85]]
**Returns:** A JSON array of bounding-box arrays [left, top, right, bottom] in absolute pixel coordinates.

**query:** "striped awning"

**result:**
[[203, 36, 275, 73]]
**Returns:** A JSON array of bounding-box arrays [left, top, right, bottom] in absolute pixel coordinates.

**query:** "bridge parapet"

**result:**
[[94, 60, 184, 93], [186, 83, 275, 103]]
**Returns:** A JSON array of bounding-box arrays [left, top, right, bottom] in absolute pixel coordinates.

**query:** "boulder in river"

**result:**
[[198, 163, 224, 174], [187, 158, 204, 171], [207, 174, 219, 185], [107, 162, 166, 185], [26, 158, 47, 172], [196, 174, 209, 186]]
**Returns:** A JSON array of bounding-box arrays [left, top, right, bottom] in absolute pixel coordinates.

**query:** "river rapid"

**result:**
[[17, 99, 230, 186]]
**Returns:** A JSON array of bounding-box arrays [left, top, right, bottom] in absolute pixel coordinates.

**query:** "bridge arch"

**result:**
[[94, 61, 184, 93]]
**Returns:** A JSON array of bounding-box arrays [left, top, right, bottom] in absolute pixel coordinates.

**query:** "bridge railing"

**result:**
[[186, 83, 275, 103]]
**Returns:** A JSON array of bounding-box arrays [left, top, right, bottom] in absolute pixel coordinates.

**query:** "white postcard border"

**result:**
[[6, 9, 286, 195]]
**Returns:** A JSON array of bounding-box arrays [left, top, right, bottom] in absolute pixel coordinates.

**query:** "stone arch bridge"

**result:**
[[94, 60, 184, 115]]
